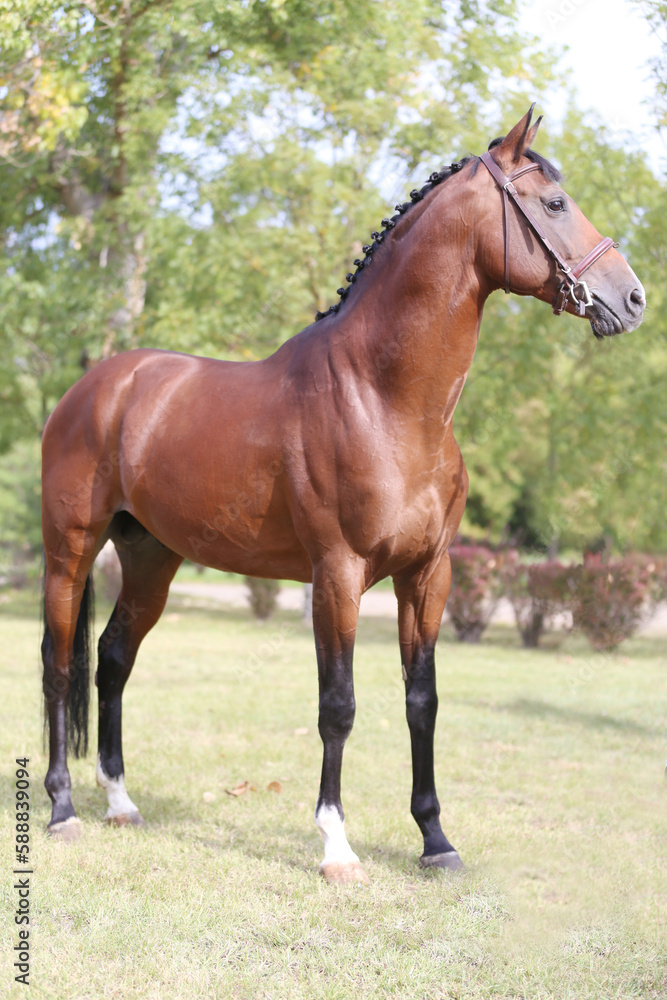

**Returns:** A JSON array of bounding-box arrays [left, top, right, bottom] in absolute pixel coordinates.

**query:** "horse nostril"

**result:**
[[630, 288, 645, 309]]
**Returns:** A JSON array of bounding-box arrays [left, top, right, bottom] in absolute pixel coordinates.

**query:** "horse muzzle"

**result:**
[[586, 281, 646, 339]]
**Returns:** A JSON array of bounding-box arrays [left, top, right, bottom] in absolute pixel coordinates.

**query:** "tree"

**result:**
[[5, 0, 666, 562], [0, 0, 559, 424]]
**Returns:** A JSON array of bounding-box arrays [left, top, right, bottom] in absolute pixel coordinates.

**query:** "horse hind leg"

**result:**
[[42, 528, 100, 841], [394, 553, 464, 872], [95, 514, 182, 826]]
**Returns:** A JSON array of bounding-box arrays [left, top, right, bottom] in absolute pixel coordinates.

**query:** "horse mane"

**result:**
[[314, 141, 562, 323], [314, 155, 474, 322]]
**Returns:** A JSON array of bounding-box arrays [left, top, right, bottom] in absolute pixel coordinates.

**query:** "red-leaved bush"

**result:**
[[502, 555, 574, 648], [447, 543, 504, 642], [624, 553, 667, 604], [569, 554, 656, 651]]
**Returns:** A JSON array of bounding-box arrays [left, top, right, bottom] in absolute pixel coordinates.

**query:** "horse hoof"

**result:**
[[47, 817, 83, 843], [419, 850, 465, 872], [106, 811, 145, 828], [319, 861, 370, 885]]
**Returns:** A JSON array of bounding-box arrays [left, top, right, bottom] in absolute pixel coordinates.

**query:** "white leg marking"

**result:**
[[96, 755, 139, 820], [315, 804, 359, 867]]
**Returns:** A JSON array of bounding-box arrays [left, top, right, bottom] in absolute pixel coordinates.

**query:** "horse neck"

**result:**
[[332, 181, 490, 433]]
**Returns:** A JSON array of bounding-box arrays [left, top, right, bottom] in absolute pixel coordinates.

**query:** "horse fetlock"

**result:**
[[410, 791, 441, 826], [315, 803, 360, 868], [44, 767, 71, 800], [96, 755, 141, 822]]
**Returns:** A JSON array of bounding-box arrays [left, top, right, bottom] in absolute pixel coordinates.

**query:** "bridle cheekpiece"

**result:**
[[480, 150, 615, 317]]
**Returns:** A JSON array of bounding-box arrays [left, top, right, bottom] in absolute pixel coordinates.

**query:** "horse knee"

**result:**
[[96, 631, 134, 695], [318, 688, 356, 741], [405, 682, 438, 733]]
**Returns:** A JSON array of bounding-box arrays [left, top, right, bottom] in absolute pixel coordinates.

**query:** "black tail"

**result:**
[[42, 573, 95, 758]]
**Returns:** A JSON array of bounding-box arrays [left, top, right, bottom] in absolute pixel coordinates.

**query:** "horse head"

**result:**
[[476, 106, 645, 337]]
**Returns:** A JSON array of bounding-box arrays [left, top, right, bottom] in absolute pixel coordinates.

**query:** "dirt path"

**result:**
[[170, 581, 667, 636]]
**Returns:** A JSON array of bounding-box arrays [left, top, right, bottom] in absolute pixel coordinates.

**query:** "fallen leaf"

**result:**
[[225, 781, 249, 797], [267, 780, 282, 793], [202, 791, 215, 803]]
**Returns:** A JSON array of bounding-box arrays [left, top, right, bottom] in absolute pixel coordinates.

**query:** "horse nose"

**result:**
[[629, 287, 646, 312]]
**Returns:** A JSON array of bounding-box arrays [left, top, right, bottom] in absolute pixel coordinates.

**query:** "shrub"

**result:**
[[245, 576, 281, 620], [624, 553, 667, 604], [569, 554, 656, 651], [447, 543, 503, 642], [502, 555, 574, 648], [655, 557, 667, 602]]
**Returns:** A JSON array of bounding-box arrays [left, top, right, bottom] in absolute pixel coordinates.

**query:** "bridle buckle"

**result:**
[[571, 279, 593, 311], [558, 277, 593, 317]]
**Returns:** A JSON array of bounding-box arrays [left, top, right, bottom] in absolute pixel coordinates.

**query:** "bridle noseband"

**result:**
[[480, 151, 615, 317]]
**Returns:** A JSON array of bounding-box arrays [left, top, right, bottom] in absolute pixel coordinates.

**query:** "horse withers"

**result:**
[[41, 108, 645, 882]]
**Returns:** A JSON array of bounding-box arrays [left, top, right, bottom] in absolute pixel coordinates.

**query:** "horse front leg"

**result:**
[[311, 555, 368, 884], [394, 552, 464, 872]]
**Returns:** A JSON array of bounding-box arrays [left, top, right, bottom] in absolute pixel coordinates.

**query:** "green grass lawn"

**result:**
[[1, 586, 666, 999]]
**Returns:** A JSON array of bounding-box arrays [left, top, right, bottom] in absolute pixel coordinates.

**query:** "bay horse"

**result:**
[[41, 108, 645, 882]]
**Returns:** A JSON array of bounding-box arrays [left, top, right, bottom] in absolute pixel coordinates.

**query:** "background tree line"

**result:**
[[0, 0, 666, 578]]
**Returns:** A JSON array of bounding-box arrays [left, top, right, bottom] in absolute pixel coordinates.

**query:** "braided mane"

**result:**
[[314, 141, 561, 323], [314, 155, 474, 322]]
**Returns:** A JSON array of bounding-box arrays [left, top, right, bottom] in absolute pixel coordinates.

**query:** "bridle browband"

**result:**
[[480, 151, 615, 317]]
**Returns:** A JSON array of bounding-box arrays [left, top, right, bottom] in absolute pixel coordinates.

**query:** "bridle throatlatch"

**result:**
[[480, 151, 615, 317]]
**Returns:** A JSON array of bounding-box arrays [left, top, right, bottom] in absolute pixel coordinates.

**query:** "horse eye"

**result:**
[[548, 198, 565, 213]]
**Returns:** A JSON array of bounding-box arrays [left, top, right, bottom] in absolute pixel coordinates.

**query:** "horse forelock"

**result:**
[[523, 148, 562, 184], [487, 136, 562, 184]]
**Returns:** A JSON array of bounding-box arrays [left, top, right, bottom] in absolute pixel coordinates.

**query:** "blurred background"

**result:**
[[1, 0, 666, 585]]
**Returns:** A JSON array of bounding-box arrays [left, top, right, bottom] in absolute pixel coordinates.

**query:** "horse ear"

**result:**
[[525, 114, 543, 150], [495, 104, 542, 166]]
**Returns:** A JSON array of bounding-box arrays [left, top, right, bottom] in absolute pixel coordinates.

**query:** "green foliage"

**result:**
[[1, 0, 666, 559], [0, 438, 42, 577]]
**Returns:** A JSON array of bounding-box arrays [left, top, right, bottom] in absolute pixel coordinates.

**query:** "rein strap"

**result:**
[[479, 151, 615, 317]]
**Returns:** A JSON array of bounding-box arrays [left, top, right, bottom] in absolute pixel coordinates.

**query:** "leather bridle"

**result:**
[[480, 150, 615, 317]]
